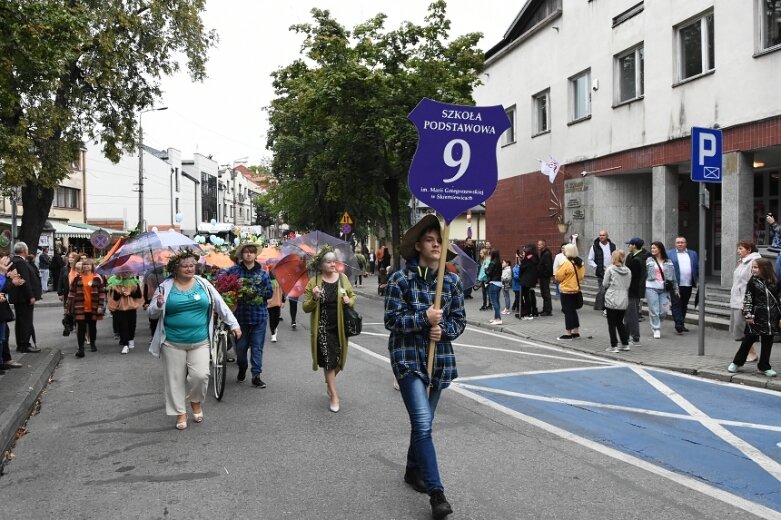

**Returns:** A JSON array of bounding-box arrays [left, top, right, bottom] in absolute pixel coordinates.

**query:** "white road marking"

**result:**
[[457, 381, 781, 433], [452, 384, 781, 520], [458, 365, 616, 381], [632, 366, 781, 483]]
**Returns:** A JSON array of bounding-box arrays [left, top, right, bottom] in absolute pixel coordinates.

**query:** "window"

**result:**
[[174, 167, 179, 192], [502, 106, 516, 146], [676, 12, 715, 81], [570, 69, 591, 121], [760, 0, 781, 51], [616, 45, 644, 103], [532, 90, 550, 135], [54, 187, 80, 209], [612, 2, 644, 27]]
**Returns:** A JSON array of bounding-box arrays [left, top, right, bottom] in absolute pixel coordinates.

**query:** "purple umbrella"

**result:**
[[449, 243, 479, 289], [97, 230, 202, 277], [279, 231, 360, 278]]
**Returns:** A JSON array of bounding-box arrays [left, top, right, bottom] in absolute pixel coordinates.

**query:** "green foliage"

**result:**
[[266, 1, 484, 262], [252, 193, 277, 228], [0, 0, 216, 245]]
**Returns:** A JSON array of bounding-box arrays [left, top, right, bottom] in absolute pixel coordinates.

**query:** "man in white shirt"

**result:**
[[667, 236, 699, 334], [587, 230, 616, 310]]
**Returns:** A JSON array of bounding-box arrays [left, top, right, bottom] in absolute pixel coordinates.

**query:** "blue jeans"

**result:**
[[398, 374, 443, 494], [488, 284, 501, 319], [502, 287, 511, 309], [235, 321, 267, 376], [645, 288, 670, 332]]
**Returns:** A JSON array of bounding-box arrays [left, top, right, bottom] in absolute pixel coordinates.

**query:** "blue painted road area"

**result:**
[[458, 366, 781, 513]]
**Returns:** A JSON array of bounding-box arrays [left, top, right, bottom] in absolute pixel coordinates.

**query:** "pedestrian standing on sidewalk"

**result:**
[[517, 244, 539, 319], [303, 245, 356, 413], [0, 256, 25, 371], [555, 243, 585, 340], [107, 269, 143, 355], [37, 246, 51, 292], [552, 243, 568, 297], [148, 250, 241, 430], [624, 238, 648, 346], [645, 242, 677, 340], [536, 240, 553, 316], [478, 248, 490, 311], [67, 259, 106, 358], [486, 250, 503, 325], [511, 253, 521, 313], [223, 243, 273, 387], [667, 236, 698, 334], [603, 250, 632, 352], [587, 231, 616, 311], [501, 259, 512, 314], [729, 257, 779, 377], [730, 240, 763, 361], [384, 214, 465, 520]]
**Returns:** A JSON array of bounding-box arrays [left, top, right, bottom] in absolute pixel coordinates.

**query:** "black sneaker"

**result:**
[[90, 345, 97, 352], [252, 375, 266, 388], [237, 366, 247, 382], [404, 467, 427, 493], [429, 491, 453, 519], [75, 349, 85, 358]]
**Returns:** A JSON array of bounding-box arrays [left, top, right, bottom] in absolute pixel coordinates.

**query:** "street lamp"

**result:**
[[138, 106, 168, 231]]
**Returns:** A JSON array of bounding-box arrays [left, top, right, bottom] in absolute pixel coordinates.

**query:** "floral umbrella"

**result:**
[[203, 250, 235, 269], [273, 231, 360, 298], [257, 246, 282, 266], [96, 230, 201, 278], [449, 243, 479, 289]]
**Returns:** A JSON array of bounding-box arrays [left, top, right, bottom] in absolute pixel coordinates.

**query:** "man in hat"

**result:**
[[624, 237, 648, 346], [223, 243, 273, 388], [384, 214, 466, 520]]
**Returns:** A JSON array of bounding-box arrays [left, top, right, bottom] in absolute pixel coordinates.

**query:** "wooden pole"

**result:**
[[426, 222, 450, 387]]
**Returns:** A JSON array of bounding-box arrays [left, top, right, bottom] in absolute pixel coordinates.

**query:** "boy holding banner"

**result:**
[[384, 214, 466, 520]]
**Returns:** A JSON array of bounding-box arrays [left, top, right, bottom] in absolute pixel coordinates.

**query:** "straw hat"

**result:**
[[399, 214, 457, 261], [233, 241, 262, 260]]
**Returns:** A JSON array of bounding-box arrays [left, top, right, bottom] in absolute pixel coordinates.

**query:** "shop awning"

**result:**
[[65, 222, 126, 237], [49, 221, 94, 239]]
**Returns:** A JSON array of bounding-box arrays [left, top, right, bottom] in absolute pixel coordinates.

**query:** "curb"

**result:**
[[0, 348, 62, 456]]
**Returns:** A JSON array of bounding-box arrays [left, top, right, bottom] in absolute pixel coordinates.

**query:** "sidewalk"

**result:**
[[351, 272, 781, 393]]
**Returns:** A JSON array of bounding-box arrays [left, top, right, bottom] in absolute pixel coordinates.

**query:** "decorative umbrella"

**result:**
[[273, 231, 359, 298], [449, 243, 479, 289], [203, 250, 234, 269], [257, 246, 282, 266], [96, 230, 201, 277]]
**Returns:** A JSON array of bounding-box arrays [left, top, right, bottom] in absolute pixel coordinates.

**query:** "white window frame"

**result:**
[[614, 44, 644, 105], [502, 106, 516, 146], [569, 69, 591, 122], [675, 11, 715, 83], [532, 89, 550, 136], [757, 0, 781, 53]]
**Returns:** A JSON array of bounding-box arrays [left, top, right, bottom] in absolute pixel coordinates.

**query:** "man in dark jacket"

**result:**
[[587, 231, 617, 296], [10, 241, 41, 353], [462, 238, 477, 300], [536, 240, 553, 316], [623, 237, 648, 346], [49, 247, 65, 294]]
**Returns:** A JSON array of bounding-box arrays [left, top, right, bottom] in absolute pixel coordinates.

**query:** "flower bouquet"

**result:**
[[215, 272, 265, 310]]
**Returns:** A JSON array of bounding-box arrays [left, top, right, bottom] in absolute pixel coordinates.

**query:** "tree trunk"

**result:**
[[18, 180, 54, 250], [384, 176, 402, 271]]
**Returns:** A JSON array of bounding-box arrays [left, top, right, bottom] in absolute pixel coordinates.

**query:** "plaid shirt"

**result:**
[[223, 263, 273, 325], [384, 265, 465, 390]]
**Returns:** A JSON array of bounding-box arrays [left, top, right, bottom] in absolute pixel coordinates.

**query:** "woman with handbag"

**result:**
[[554, 243, 585, 340], [728, 257, 779, 377], [644, 241, 678, 339], [303, 245, 356, 413]]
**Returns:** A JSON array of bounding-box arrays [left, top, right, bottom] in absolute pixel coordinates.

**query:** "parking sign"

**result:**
[[691, 127, 723, 183]]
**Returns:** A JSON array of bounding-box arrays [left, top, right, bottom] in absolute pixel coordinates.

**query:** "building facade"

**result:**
[[475, 0, 781, 287]]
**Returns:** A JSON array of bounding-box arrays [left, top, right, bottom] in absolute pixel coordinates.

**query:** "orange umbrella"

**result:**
[[258, 246, 282, 265], [204, 250, 235, 269], [271, 254, 308, 299]]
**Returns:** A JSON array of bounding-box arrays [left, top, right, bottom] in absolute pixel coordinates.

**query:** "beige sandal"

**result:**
[[175, 414, 188, 430]]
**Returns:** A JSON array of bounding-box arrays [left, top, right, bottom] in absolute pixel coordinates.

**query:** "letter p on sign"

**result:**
[[691, 126, 722, 183], [698, 133, 717, 166]]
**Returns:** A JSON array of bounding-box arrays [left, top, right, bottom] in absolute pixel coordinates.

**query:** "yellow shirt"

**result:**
[[555, 259, 585, 294]]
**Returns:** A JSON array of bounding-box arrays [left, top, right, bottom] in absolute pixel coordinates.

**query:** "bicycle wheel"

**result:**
[[213, 333, 227, 401]]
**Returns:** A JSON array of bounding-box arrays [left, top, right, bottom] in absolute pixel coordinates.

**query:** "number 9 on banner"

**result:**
[[443, 139, 470, 183]]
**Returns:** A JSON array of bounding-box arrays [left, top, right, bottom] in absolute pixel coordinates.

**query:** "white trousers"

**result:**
[[161, 341, 210, 415]]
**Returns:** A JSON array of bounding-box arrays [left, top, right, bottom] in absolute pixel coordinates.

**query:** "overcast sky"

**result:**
[[139, 1, 520, 167]]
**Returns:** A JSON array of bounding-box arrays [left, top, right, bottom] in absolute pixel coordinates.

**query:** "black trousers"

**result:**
[[268, 306, 281, 334], [114, 310, 137, 346], [606, 308, 629, 346], [76, 314, 98, 349], [734, 334, 774, 371], [521, 287, 536, 316], [289, 299, 298, 324], [560, 293, 580, 331], [539, 277, 552, 314], [671, 286, 693, 329], [14, 302, 34, 350]]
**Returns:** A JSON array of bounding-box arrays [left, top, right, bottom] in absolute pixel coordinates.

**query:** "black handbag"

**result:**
[[569, 260, 584, 309], [653, 257, 676, 293], [338, 276, 362, 337], [0, 300, 14, 322]]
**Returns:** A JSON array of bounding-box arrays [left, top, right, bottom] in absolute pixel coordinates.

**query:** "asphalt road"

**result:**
[[0, 299, 775, 520]]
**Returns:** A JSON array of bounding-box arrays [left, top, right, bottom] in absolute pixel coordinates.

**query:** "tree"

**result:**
[[252, 193, 277, 228], [266, 1, 483, 267], [0, 0, 216, 247]]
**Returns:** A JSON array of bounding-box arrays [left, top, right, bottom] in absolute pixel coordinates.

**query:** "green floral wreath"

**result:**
[[307, 245, 335, 272], [165, 248, 202, 274]]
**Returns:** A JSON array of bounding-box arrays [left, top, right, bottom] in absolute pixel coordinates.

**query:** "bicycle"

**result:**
[[210, 314, 234, 401]]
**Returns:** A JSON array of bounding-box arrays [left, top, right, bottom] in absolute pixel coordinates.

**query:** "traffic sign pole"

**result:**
[[698, 183, 706, 356]]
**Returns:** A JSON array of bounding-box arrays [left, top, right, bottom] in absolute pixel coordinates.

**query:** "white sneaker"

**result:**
[[85, 338, 90, 345], [128, 340, 135, 349], [605, 346, 620, 353], [120, 345, 129, 355], [653, 330, 661, 339], [271, 334, 277, 343]]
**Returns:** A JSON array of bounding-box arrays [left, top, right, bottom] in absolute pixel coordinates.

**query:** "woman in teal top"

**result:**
[[148, 250, 241, 430]]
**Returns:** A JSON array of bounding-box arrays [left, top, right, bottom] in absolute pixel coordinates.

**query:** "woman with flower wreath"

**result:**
[[106, 267, 144, 355], [302, 245, 356, 413], [148, 249, 241, 430]]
